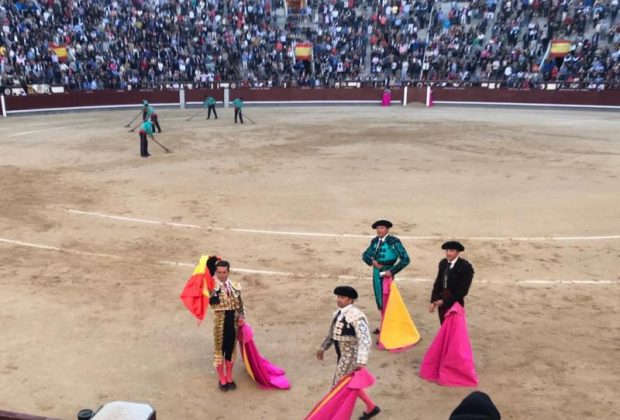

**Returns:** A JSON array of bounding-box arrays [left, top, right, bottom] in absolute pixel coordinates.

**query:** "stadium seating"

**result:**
[[0, 0, 618, 91]]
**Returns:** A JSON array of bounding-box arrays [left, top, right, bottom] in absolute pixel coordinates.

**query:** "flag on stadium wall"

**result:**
[[180, 255, 219, 324], [48, 43, 68, 62], [295, 42, 313, 61], [549, 40, 572, 57]]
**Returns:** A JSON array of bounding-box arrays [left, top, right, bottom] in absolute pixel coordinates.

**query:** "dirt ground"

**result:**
[[0, 105, 618, 420]]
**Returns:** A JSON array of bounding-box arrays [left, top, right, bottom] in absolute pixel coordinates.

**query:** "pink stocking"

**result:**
[[216, 364, 226, 385], [225, 361, 234, 383], [358, 389, 377, 412]]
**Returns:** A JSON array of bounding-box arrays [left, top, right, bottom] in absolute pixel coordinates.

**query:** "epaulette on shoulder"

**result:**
[[386, 235, 400, 245], [344, 307, 366, 323]]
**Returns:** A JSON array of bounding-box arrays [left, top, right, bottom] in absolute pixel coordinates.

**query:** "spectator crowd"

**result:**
[[0, 0, 618, 91]]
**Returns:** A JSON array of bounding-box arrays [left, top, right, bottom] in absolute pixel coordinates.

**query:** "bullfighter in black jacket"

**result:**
[[429, 241, 474, 324]]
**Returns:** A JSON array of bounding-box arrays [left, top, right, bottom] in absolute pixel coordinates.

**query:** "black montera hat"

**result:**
[[334, 286, 358, 300], [372, 220, 393, 229], [442, 241, 465, 252]]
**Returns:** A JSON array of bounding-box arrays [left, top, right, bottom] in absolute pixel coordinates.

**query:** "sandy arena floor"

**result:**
[[0, 105, 619, 420]]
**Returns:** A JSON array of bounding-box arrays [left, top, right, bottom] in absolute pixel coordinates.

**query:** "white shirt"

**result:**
[[447, 256, 459, 269], [335, 304, 353, 321], [216, 278, 234, 293]]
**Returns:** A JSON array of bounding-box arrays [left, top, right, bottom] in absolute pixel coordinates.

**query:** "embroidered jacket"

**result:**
[[320, 305, 371, 365], [208, 279, 245, 316], [362, 234, 410, 275]]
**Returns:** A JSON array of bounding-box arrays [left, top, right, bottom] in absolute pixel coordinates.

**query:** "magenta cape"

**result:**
[[238, 323, 290, 390], [419, 303, 479, 387], [305, 368, 375, 420]]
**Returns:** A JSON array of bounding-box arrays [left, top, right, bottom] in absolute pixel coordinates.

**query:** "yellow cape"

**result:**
[[379, 281, 421, 351]]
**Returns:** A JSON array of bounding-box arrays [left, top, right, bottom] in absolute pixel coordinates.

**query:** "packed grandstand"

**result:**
[[0, 0, 618, 92]]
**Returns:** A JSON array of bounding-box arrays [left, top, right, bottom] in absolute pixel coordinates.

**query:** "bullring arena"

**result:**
[[0, 103, 619, 419]]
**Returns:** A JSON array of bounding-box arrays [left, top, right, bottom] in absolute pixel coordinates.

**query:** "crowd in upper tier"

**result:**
[[1, 0, 618, 90]]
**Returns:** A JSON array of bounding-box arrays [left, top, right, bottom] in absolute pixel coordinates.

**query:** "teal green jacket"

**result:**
[[362, 235, 410, 275], [140, 120, 154, 135], [144, 105, 155, 117]]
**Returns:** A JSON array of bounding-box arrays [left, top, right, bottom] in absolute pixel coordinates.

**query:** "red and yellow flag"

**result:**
[[295, 42, 312, 61], [549, 40, 571, 57], [49, 43, 68, 62], [180, 255, 218, 323]]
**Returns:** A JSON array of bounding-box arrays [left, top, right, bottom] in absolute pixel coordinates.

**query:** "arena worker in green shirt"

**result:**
[[136, 120, 154, 158], [204, 96, 218, 120], [142, 100, 162, 133], [232, 97, 244, 124]]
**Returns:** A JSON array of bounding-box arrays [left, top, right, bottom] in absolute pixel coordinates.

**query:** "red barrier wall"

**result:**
[[407, 87, 426, 103], [431, 87, 620, 107], [3, 87, 618, 114], [185, 89, 225, 102], [5, 90, 179, 112], [226, 87, 402, 102], [3, 88, 396, 113]]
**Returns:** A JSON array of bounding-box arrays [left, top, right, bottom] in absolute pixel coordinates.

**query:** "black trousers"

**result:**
[[222, 310, 236, 361], [438, 289, 458, 324], [207, 105, 218, 119], [139, 132, 149, 157], [234, 108, 243, 124], [151, 114, 162, 132]]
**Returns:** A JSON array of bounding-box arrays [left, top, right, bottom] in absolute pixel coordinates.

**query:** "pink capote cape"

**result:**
[[381, 92, 391, 106], [305, 368, 375, 420], [238, 323, 290, 390], [419, 302, 479, 387]]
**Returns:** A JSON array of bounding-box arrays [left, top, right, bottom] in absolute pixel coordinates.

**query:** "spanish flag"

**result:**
[[180, 255, 218, 323], [295, 42, 312, 61], [49, 43, 68, 62], [549, 40, 572, 57]]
